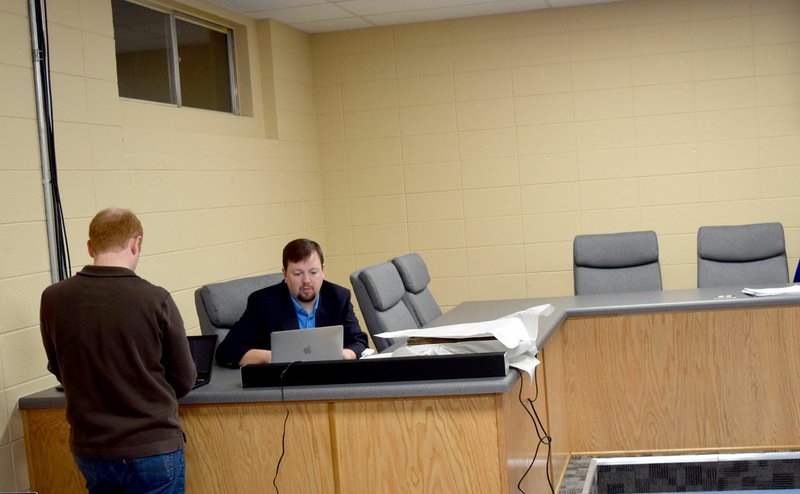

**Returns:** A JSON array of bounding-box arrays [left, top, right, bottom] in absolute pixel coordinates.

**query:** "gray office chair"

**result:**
[[350, 262, 419, 352], [195, 273, 284, 341], [391, 253, 441, 327], [573, 230, 663, 295], [697, 222, 789, 288]]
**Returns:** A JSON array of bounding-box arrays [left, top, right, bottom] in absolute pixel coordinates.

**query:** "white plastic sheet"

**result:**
[[741, 285, 800, 297], [372, 304, 554, 380]]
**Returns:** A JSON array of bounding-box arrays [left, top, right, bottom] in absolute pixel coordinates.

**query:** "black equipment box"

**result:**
[[241, 352, 508, 388]]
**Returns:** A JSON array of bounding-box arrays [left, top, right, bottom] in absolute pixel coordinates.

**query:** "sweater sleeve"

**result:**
[[160, 293, 197, 398], [39, 289, 62, 382]]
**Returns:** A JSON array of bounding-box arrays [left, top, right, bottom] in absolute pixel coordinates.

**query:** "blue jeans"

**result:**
[[74, 449, 185, 494]]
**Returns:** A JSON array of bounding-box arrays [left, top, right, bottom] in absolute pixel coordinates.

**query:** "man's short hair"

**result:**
[[88, 208, 143, 254], [282, 238, 324, 269]]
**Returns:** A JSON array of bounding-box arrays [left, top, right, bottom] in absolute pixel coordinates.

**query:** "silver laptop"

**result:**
[[270, 325, 344, 363]]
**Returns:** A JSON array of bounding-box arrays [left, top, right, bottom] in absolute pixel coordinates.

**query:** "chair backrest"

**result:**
[[391, 253, 442, 327], [573, 230, 663, 295], [350, 262, 419, 352], [697, 222, 789, 288], [194, 273, 284, 341]]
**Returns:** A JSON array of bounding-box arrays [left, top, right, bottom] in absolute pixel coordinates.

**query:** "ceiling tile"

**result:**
[[547, 0, 610, 7], [222, 0, 323, 12], [205, 0, 624, 32], [338, 0, 489, 16], [250, 3, 355, 23], [296, 17, 374, 33], [365, 0, 550, 26]]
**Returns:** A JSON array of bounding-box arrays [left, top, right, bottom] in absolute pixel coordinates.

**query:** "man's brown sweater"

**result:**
[[40, 265, 196, 459]]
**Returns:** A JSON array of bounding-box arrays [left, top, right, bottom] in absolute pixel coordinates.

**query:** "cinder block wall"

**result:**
[[2, 0, 800, 489], [312, 0, 800, 307]]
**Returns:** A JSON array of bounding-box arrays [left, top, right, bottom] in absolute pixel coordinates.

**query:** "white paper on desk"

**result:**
[[376, 304, 553, 345], [742, 285, 800, 297], [375, 304, 553, 380]]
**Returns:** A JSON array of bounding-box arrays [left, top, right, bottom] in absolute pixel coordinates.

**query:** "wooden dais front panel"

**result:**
[[181, 402, 335, 493], [23, 384, 547, 494], [544, 305, 800, 455], [22, 408, 84, 493]]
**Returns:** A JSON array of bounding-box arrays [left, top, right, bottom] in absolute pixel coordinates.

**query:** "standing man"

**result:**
[[40, 208, 196, 494], [216, 238, 369, 367]]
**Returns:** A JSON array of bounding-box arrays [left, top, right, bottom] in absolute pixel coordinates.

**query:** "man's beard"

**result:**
[[296, 289, 316, 303]]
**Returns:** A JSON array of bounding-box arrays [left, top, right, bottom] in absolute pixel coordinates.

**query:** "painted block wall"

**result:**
[[312, 0, 800, 308], [2, 0, 800, 489]]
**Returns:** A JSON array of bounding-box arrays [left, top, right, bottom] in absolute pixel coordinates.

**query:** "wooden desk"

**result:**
[[21, 366, 547, 493], [22, 287, 800, 493], [546, 306, 800, 453], [431, 288, 800, 485]]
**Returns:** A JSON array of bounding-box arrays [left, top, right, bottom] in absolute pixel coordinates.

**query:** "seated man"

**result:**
[[216, 238, 369, 367]]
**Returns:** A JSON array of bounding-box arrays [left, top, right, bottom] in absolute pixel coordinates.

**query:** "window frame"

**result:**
[[114, 0, 240, 115]]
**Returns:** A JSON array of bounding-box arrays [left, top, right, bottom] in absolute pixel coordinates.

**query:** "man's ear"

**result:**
[[87, 240, 95, 258], [130, 235, 142, 256]]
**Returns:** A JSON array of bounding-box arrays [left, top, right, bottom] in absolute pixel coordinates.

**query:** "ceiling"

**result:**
[[204, 0, 623, 33]]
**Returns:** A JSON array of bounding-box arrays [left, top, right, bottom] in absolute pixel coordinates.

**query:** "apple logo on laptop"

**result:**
[[303, 345, 312, 355]]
